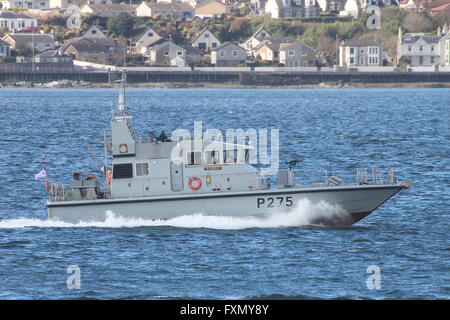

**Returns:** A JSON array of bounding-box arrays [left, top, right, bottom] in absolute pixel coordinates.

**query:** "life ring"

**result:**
[[188, 177, 202, 190]]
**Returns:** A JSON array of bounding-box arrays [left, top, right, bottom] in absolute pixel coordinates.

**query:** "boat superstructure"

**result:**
[[46, 72, 411, 226]]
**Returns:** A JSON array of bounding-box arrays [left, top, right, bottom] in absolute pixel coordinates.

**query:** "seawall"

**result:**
[[1, 70, 450, 86]]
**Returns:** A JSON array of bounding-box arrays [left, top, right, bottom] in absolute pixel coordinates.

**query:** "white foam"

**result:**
[[0, 199, 349, 230]]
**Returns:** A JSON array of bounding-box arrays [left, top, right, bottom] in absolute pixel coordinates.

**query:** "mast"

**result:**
[[118, 69, 126, 113]]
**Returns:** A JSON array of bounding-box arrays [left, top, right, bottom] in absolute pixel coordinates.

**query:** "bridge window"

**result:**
[[187, 151, 202, 165], [136, 163, 149, 176], [113, 163, 133, 179], [205, 150, 220, 164]]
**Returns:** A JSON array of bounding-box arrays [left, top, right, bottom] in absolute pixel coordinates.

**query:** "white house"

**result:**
[[397, 28, 440, 66], [133, 26, 161, 55], [265, 0, 321, 19], [317, 0, 346, 11], [136, 1, 194, 18], [0, 12, 38, 31], [80, 3, 136, 17], [339, 39, 384, 67], [339, 0, 360, 18], [0, 0, 49, 9], [48, 0, 112, 9], [241, 27, 271, 54], [191, 27, 220, 52], [438, 25, 450, 66]]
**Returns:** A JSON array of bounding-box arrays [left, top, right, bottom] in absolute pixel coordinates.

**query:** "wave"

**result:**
[[0, 199, 349, 230]]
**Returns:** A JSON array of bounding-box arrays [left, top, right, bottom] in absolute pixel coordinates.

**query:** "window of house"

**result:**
[[408, 46, 411, 51], [136, 163, 149, 176], [212, 42, 217, 48], [204, 33, 210, 38], [232, 50, 238, 56], [288, 50, 295, 56], [419, 56, 423, 65], [430, 56, 434, 63], [261, 32, 266, 37], [419, 46, 423, 51], [177, 51, 183, 56], [350, 57, 354, 64], [301, 48, 307, 56], [219, 50, 225, 57], [431, 46, 434, 51], [164, 51, 169, 56], [148, 32, 153, 37], [350, 47, 354, 54], [91, 30, 97, 34]]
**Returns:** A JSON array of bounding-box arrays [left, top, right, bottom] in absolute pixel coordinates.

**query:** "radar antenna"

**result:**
[[286, 160, 300, 170]]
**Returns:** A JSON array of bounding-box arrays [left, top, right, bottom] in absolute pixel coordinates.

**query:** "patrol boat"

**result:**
[[46, 73, 411, 226]]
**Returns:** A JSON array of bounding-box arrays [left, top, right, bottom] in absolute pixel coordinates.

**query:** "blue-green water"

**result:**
[[0, 88, 448, 299]]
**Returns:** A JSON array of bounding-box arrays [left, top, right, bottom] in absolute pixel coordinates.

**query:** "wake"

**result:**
[[0, 199, 349, 230]]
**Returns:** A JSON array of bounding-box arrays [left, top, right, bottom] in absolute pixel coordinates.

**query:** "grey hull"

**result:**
[[47, 184, 405, 226]]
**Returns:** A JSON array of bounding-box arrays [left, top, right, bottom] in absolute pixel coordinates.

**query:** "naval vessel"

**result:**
[[46, 73, 411, 226]]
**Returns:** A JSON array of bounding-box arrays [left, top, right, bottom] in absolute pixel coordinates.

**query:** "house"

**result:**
[[80, 3, 136, 17], [34, 49, 73, 63], [397, 28, 440, 66], [48, 0, 112, 9], [265, 0, 321, 19], [82, 25, 107, 39], [136, 1, 194, 18], [0, 0, 49, 9], [191, 27, 220, 52], [247, 0, 265, 14], [62, 37, 126, 61], [398, 0, 418, 10], [427, 0, 450, 15], [0, 39, 11, 56], [139, 37, 166, 56], [147, 40, 201, 66], [2, 33, 55, 51], [438, 25, 450, 66], [241, 27, 271, 55], [339, 39, 384, 67], [211, 42, 247, 67], [339, 0, 359, 18], [0, 12, 38, 31], [254, 37, 297, 62], [194, 0, 230, 18], [133, 26, 162, 55], [279, 41, 317, 67], [316, 0, 345, 11]]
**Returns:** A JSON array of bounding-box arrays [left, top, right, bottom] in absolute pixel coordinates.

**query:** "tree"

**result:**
[[402, 12, 433, 32], [107, 13, 136, 38]]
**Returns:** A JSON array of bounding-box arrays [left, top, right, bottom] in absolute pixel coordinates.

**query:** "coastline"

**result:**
[[1, 81, 450, 89]]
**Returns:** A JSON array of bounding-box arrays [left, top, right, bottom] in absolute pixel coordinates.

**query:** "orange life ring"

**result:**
[[188, 177, 202, 190]]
